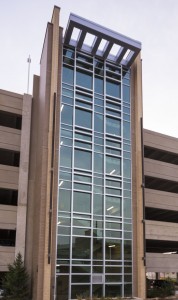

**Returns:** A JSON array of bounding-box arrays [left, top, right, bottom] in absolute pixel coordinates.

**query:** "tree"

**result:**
[[2, 252, 30, 300]]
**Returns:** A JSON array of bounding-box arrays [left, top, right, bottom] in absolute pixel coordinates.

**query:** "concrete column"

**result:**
[[15, 94, 32, 259]]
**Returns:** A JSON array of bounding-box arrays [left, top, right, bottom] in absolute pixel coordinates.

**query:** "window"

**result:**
[[106, 117, 121, 136], [94, 153, 103, 173], [61, 104, 73, 125], [57, 235, 70, 259], [0, 149, 20, 167], [73, 191, 91, 213], [105, 196, 121, 216], [60, 146, 72, 168], [94, 114, 103, 133], [0, 111, 22, 130], [106, 79, 121, 98], [123, 121, 131, 140], [75, 149, 92, 170], [105, 239, 122, 260], [0, 188, 18, 206], [0, 229, 16, 246], [106, 155, 121, 175], [58, 189, 71, 212], [62, 66, 74, 85], [95, 77, 104, 94], [123, 85, 130, 103], [76, 69, 92, 89], [75, 108, 92, 129]]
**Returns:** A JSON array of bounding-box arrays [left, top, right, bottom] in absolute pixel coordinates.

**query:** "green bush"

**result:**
[[147, 278, 175, 298]]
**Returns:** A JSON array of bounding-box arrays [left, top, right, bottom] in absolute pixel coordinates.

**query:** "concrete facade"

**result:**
[[144, 129, 178, 275], [0, 89, 32, 274]]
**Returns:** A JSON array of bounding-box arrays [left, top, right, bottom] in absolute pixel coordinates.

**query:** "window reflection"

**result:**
[[76, 69, 92, 89], [72, 236, 91, 259], [105, 239, 122, 260], [106, 155, 121, 175], [73, 191, 91, 213], [106, 116, 121, 136], [75, 149, 92, 170], [75, 108, 92, 128]]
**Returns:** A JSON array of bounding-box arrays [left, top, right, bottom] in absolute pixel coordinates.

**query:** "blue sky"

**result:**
[[0, 0, 178, 137]]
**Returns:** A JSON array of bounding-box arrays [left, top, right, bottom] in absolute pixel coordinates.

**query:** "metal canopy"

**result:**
[[64, 14, 141, 68]]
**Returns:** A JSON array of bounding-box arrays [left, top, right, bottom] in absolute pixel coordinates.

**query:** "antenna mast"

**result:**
[[27, 55, 31, 94]]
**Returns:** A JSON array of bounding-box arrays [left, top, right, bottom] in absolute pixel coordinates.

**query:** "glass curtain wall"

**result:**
[[56, 46, 132, 299]]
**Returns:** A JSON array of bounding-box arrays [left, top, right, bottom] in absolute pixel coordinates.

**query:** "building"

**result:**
[[0, 89, 32, 284], [0, 5, 178, 300], [143, 129, 178, 279]]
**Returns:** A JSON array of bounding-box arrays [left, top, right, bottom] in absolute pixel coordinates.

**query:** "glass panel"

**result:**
[[124, 240, 132, 259], [124, 284, 132, 297], [93, 219, 103, 228], [74, 183, 91, 191], [106, 155, 121, 175], [106, 79, 121, 98], [72, 275, 90, 283], [95, 98, 103, 106], [123, 85, 130, 103], [105, 230, 121, 238], [106, 147, 121, 156], [93, 238, 103, 259], [61, 129, 72, 138], [106, 222, 121, 230], [73, 219, 91, 227], [106, 188, 121, 196], [72, 236, 91, 259], [94, 153, 103, 173], [61, 105, 73, 125], [73, 191, 91, 213], [75, 100, 92, 109], [71, 285, 90, 299], [94, 113, 104, 133], [105, 196, 121, 216], [74, 174, 91, 183], [73, 227, 91, 236], [106, 139, 121, 148], [75, 149, 92, 170], [58, 226, 70, 235], [105, 266, 122, 273], [123, 121, 131, 139], [123, 159, 131, 178], [106, 117, 121, 136], [106, 275, 122, 282], [57, 217, 70, 226], [76, 69, 92, 89], [75, 132, 92, 141], [105, 239, 122, 260], [124, 198, 131, 218], [59, 172, 71, 181], [95, 76, 104, 94], [93, 194, 103, 215], [72, 266, 90, 273], [62, 95, 73, 105], [106, 108, 121, 118], [106, 180, 121, 188], [60, 137, 72, 146], [62, 88, 74, 98], [62, 66, 74, 85], [58, 189, 71, 212], [57, 236, 70, 259], [76, 91, 92, 102], [107, 101, 121, 110], [75, 108, 92, 128], [75, 141, 92, 149], [60, 146, 72, 168], [56, 275, 69, 300]]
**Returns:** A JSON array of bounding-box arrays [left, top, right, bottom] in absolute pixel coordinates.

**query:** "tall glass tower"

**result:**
[[55, 13, 142, 300]]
